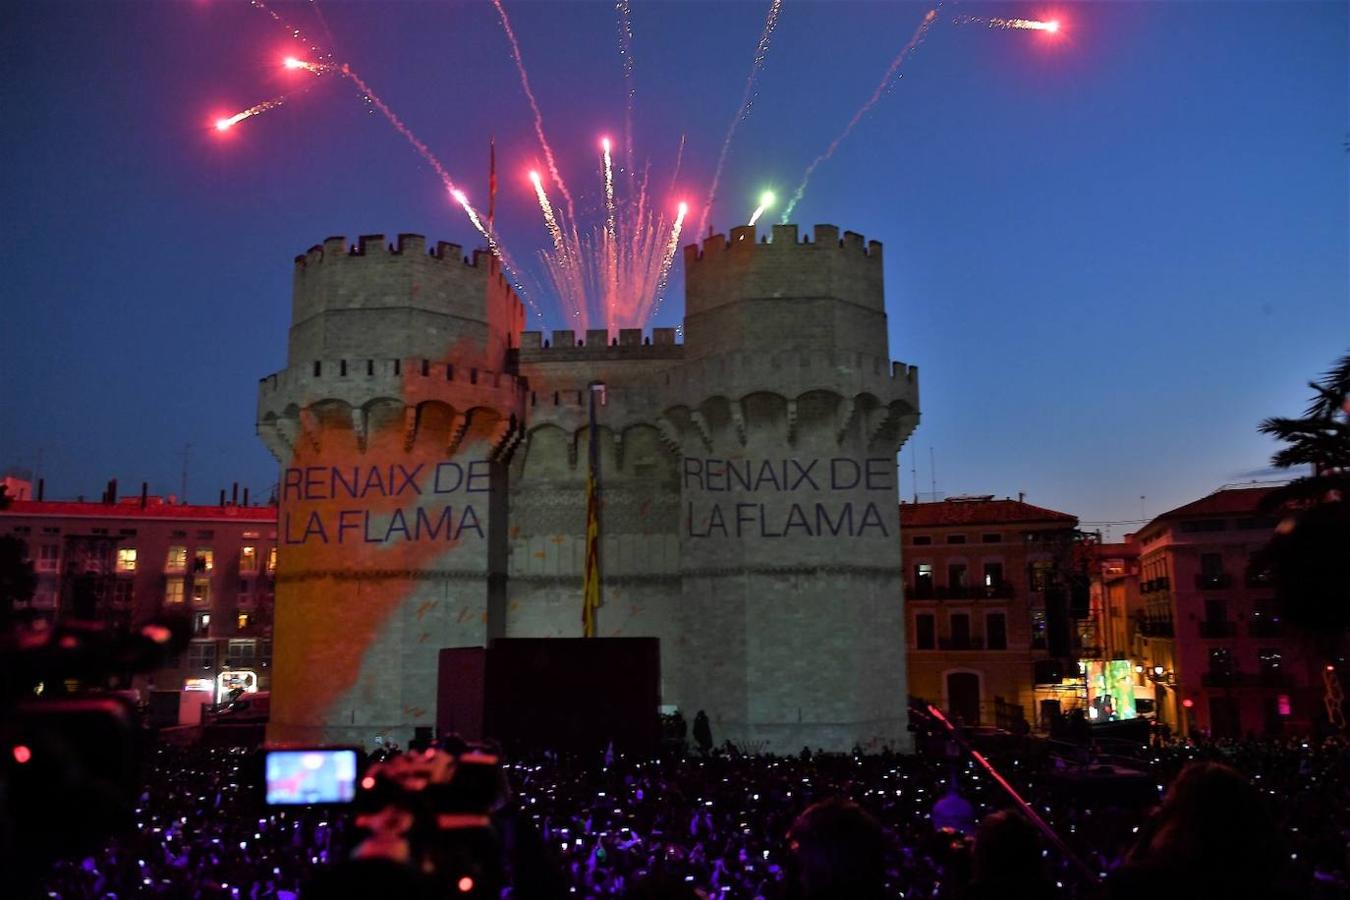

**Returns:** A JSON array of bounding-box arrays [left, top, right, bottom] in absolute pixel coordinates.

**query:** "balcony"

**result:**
[[906, 583, 935, 600], [1202, 670, 1292, 689], [1141, 577, 1171, 594], [1198, 619, 1237, 638], [1248, 618, 1283, 637], [1136, 616, 1175, 638], [1195, 572, 1232, 590], [1245, 569, 1273, 588], [938, 637, 985, 651], [982, 581, 1015, 599]]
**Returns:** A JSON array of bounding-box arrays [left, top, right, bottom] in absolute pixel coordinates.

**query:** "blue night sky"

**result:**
[[1, 1, 1345, 535]]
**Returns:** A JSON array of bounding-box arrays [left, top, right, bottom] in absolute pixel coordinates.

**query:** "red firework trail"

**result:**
[[781, 6, 939, 222], [698, 0, 783, 240], [490, 0, 579, 234]]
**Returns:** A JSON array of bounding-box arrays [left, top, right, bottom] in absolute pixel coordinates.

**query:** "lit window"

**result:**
[[165, 581, 185, 605], [193, 613, 211, 636], [192, 578, 211, 606], [240, 546, 258, 572], [194, 548, 214, 572], [266, 547, 277, 574], [115, 548, 137, 573], [166, 545, 187, 571], [236, 612, 250, 630]]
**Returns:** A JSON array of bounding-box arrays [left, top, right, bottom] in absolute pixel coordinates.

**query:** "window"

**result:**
[[236, 612, 250, 631], [115, 547, 137, 573], [266, 547, 278, 574], [191, 578, 211, 606], [1181, 519, 1226, 533], [946, 534, 967, 545], [165, 581, 185, 605], [193, 548, 214, 573], [166, 545, 187, 571], [187, 641, 216, 671], [950, 613, 971, 647], [1209, 647, 1234, 676], [1030, 609, 1047, 649], [913, 564, 934, 598], [981, 533, 1002, 543], [948, 563, 968, 591], [1258, 648, 1282, 677], [196, 530, 215, 540], [1028, 560, 1055, 592], [37, 544, 59, 571], [911, 535, 932, 546], [119, 528, 137, 536], [240, 545, 258, 572], [226, 639, 256, 667], [192, 613, 212, 637], [1200, 553, 1225, 577], [41, 526, 60, 535], [238, 578, 252, 595], [915, 614, 936, 650], [986, 613, 1008, 650], [259, 640, 272, 667], [983, 562, 1004, 589], [1204, 597, 1227, 623]]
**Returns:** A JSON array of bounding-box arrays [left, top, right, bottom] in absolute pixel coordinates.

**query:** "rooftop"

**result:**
[[899, 496, 1077, 528], [1, 497, 277, 523]]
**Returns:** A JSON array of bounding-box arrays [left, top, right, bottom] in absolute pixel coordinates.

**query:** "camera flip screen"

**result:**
[[264, 749, 358, 805]]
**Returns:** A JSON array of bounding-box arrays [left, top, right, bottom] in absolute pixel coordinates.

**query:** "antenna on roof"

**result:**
[[929, 446, 937, 501], [180, 443, 192, 505], [911, 448, 918, 504]]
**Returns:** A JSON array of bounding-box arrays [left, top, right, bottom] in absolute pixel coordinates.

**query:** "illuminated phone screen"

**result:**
[[264, 749, 358, 805]]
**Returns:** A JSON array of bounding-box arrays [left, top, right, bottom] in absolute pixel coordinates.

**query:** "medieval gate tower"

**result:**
[[258, 223, 920, 752]]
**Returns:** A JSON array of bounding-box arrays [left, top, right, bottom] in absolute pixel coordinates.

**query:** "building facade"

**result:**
[[0, 484, 277, 699], [899, 496, 1084, 731], [1131, 486, 1320, 738], [256, 224, 920, 750]]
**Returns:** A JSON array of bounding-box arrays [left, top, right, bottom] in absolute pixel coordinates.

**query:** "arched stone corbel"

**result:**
[[689, 410, 714, 452], [350, 406, 368, 453], [730, 399, 747, 447]]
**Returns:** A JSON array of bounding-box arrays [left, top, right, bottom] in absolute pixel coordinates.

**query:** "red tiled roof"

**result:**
[[898, 498, 1077, 528], [1149, 486, 1274, 523], [1, 498, 276, 522]]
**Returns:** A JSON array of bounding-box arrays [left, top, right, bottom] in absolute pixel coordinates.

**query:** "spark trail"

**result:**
[[747, 190, 775, 227], [647, 201, 688, 323], [243, 5, 548, 321], [491, 0, 578, 229], [699, 0, 783, 239], [954, 15, 1060, 32], [616, 0, 637, 177], [781, 7, 938, 222], [215, 95, 289, 132]]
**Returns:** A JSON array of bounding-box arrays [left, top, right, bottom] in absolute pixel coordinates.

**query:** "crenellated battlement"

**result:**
[[683, 223, 883, 267], [294, 233, 500, 274], [514, 327, 684, 363], [680, 223, 889, 362], [285, 232, 525, 371]]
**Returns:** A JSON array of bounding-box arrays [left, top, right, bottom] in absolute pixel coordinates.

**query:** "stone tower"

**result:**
[[258, 224, 919, 751], [257, 234, 525, 745]]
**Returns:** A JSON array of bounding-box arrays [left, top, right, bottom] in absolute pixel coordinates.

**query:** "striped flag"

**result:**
[[582, 383, 605, 636]]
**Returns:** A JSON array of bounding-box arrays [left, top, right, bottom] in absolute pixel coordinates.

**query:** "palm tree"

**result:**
[[1257, 352, 1350, 731]]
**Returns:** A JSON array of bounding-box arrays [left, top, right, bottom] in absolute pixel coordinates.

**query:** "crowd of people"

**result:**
[[38, 732, 1350, 899]]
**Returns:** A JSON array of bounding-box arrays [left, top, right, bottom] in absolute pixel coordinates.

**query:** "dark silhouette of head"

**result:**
[[968, 810, 1054, 900], [1115, 761, 1288, 900], [787, 798, 885, 900]]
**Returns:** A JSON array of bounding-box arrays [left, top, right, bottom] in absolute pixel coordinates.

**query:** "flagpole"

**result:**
[[583, 381, 606, 637]]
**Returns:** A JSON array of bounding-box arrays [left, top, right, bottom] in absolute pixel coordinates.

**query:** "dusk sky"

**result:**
[[1, 0, 1345, 536]]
